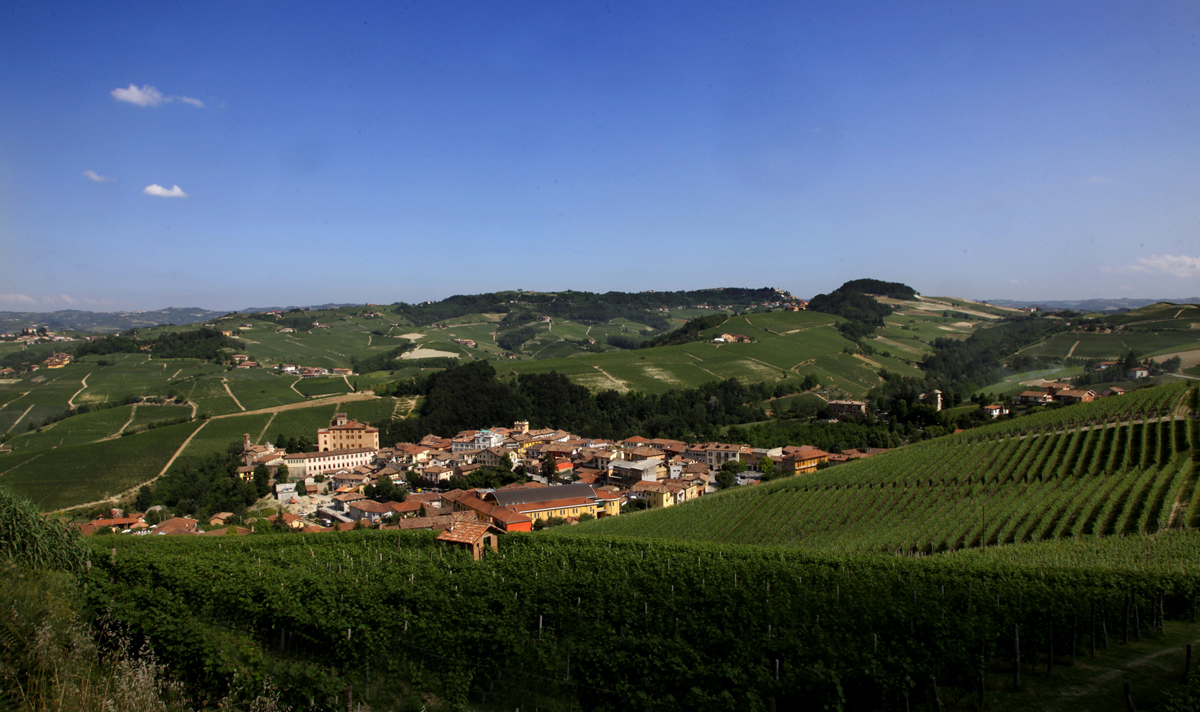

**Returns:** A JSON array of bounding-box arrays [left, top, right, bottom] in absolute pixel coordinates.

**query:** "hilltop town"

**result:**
[[79, 411, 845, 537]]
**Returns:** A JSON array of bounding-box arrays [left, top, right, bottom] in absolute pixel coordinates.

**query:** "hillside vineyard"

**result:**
[[571, 382, 1195, 551]]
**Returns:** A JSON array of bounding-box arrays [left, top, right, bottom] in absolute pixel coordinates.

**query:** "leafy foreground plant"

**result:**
[[0, 487, 287, 711]]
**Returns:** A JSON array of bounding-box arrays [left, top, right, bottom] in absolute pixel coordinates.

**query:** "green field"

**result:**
[[0, 420, 203, 510], [975, 365, 1087, 396], [499, 310, 923, 396], [3, 405, 137, 451], [294, 376, 354, 397], [177, 413, 274, 460], [1018, 331, 1200, 360]]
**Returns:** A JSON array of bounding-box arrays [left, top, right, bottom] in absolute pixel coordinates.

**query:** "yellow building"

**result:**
[[631, 481, 672, 509], [317, 413, 379, 452], [781, 446, 829, 474], [483, 482, 621, 522]]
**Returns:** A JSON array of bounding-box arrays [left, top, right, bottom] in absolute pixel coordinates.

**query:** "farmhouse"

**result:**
[[828, 400, 868, 419], [435, 520, 501, 561]]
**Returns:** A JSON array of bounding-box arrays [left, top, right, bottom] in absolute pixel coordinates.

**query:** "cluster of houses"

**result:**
[[1013, 382, 1125, 406], [86, 412, 849, 541]]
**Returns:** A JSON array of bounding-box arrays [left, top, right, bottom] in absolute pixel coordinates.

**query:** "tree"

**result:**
[[540, 456, 555, 480], [716, 460, 745, 489], [134, 485, 154, 511], [252, 464, 271, 497], [759, 456, 776, 481], [275, 463, 290, 485]]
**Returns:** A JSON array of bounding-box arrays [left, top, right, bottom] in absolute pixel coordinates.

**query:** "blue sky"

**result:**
[[2, 1, 1198, 311]]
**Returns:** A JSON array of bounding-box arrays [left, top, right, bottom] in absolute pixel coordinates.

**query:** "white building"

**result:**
[[282, 447, 377, 478]]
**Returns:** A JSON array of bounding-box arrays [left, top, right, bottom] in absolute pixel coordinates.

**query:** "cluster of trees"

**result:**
[[922, 315, 1064, 390], [138, 447, 272, 519], [726, 418, 906, 454], [1071, 351, 1183, 388], [874, 314, 1068, 420], [495, 325, 540, 352], [376, 360, 805, 444], [637, 313, 727, 349], [74, 327, 237, 361], [808, 279, 913, 339], [350, 342, 414, 373], [392, 288, 782, 329]]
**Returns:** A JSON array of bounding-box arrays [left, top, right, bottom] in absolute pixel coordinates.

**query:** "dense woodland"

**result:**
[[73, 327, 238, 361], [391, 287, 782, 329], [807, 278, 915, 339], [378, 361, 801, 444]]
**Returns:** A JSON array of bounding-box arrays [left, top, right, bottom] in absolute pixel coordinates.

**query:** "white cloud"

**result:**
[[112, 84, 166, 107], [143, 184, 189, 198], [83, 170, 111, 182], [111, 84, 204, 108], [1106, 254, 1200, 278], [0, 293, 36, 306]]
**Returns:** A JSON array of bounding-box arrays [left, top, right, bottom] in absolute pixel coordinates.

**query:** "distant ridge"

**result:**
[[987, 297, 1200, 312], [0, 307, 223, 333]]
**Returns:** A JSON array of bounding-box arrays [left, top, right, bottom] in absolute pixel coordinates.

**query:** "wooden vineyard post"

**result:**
[[1103, 601, 1110, 650], [1047, 615, 1054, 673], [931, 674, 943, 712], [1014, 623, 1021, 691], [1184, 644, 1193, 686], [343, 684, 352, 712], [1092, 601, 1098, 658], [1072, 613, 1078, 664], [1123, 593, 1131, 645], [1124, 681, 1137, 712]]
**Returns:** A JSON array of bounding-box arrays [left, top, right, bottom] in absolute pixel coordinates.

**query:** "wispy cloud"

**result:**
[[143, 184, 189, 198], [112, 84, 166, 106], [111, 84, 204, 108], [83, 170, 111, 182], [1105, 254, 1200, 278], [0, 294, 37, 306]]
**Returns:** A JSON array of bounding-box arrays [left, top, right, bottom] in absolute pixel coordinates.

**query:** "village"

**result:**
[[78, 410, 855, 547]]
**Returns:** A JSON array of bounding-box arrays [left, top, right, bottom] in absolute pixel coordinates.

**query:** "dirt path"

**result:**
[[289, 377, 304, 396], [208, 392, 379, 420], [342, 375, 353, 391], [58, 420, 212, 513], [1065, 340, 1081, 358], [0, 449, 48, 477], [589, 364, 629, 392], [392, 396, 418, 419], [256, 412, 276, 444], [5, 405, 34, 434], [67, 374, 90, 408], [113, 405, 137, 438], [1055, 638, 1200, 703], [168, 368, 182, 380], [221, 378, 246, 411]]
